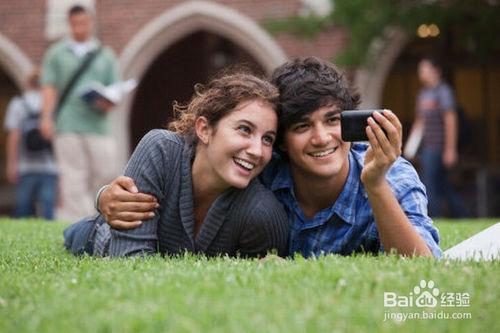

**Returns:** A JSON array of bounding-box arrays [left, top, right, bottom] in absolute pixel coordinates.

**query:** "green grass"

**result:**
[[0, 218, 499, 333]]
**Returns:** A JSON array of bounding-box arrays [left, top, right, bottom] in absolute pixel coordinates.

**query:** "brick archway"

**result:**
[[354, 29, 410, 109], [112, 0, 288, 168], [0, 33, 34, 89]]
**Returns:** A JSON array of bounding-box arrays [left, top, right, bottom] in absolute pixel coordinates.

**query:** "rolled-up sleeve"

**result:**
[[399, 182, 442, 258]]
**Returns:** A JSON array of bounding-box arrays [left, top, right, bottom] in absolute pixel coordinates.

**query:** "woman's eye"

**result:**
[[237, 125, 251, 134], [262, 135, 275, 146]]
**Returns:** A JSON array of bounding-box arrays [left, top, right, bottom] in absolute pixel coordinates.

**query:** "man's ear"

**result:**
[[194, 116, 211, 144]]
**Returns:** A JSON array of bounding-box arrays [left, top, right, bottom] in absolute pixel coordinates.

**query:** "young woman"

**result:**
[[64, 73, 289, 258]]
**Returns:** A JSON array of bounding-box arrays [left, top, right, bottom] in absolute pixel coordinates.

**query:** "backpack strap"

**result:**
[[53, 45, 103, 119]]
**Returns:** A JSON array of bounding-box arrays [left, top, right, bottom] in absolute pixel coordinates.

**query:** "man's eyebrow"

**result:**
[[325, 110, 341, 117]]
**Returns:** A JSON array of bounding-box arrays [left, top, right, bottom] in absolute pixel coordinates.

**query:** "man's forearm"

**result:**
[[443, 110, 458, 152], [6, 131, 20, 168], [41, 85, 58, 119], [366, 181, 433, 257]]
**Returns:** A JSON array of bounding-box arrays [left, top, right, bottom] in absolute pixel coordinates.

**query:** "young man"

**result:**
[[40, 5, 119, 221], [95, 57, 441, 258], [407, 56, 465, 218]]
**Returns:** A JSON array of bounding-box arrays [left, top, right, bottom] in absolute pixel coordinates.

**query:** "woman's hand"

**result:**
[[99, 176, 159, 230], [361, 110, 403, 190]]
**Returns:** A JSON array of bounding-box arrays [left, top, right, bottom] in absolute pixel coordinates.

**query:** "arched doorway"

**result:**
[[0, 70, 22, 215], [114, 1, 287, 168], [0, 33, 33, 215], [381, 31, 500, 217], [129, 30, 266, 149]]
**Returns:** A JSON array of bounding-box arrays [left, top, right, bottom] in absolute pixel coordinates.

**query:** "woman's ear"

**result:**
[[194, 116, 211, 144]]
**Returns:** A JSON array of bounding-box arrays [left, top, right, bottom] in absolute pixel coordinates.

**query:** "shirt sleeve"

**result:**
[[3, 97, 25, 130], [438, 84, 456, 113], [41, 45, 59, 87], [102, 47, 119, 86], [391, 161, 443, 258], [108, 130, 180, 257]]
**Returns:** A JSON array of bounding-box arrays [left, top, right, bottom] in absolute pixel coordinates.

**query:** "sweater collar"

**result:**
[[178, 140, 235, 251]]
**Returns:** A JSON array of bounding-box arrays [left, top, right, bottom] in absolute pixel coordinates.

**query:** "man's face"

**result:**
[[69, 12, 92, 42], [281, 104, 351, 182], [418, 60, 440, 87]]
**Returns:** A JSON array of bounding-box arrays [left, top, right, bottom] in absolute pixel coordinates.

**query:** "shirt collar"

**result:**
[[269, 160, 294, 192], [269, 145, 366, 225], [65, 37, 99, 56], [330, 148, 363, 225]]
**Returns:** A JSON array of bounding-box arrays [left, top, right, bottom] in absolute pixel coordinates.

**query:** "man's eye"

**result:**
[[237, 125, 251, 134], [327, 117, 340, 125], [292, 123, 309, 132]]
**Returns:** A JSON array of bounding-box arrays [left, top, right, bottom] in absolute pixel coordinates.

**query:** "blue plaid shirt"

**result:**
[[260, 143, 442, 258]]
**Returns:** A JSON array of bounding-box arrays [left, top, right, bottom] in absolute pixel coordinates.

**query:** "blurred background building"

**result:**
[[0, 0, 498, 216]]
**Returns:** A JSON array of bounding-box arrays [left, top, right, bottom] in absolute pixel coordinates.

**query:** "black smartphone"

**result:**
[[341, 110, 384, 142]]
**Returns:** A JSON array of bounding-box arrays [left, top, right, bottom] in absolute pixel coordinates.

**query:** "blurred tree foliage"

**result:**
[[266, 0, 500, 66]]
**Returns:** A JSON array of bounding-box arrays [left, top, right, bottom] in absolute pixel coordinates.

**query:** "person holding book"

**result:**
[[63, 72, 289, 258], [95, 57, 441, 258], [39, 4, 119, 221]]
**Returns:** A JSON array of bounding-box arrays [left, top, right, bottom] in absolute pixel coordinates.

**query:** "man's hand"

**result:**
[[39, 116, 54, 140], [443, 148, 458, 168], [99, 176, 159, 230], [93, 97, 115, 112], [6, 162, 18, 184], [361, 110, 403, 189]]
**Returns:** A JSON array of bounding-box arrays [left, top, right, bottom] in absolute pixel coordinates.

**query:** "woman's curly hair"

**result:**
[[169, 72, 279, 143]]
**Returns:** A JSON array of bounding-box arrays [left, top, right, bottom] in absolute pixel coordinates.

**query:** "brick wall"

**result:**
[[0, 0, 346, 66], [0, 0, 47, 64]]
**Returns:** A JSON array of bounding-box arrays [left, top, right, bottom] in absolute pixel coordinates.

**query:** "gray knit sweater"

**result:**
[[106, 130, 289, 257]]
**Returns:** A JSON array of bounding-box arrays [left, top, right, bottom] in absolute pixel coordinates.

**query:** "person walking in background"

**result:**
[[40, 5, 119, 221], [407, 56, 466, 218], [3, 70, 58, 220]]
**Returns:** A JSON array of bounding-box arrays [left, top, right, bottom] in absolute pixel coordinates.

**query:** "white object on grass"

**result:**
[[443, 223, 500, 261]]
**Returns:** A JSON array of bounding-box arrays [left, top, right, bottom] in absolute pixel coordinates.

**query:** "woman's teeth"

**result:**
[[234, 158, 255, 170]]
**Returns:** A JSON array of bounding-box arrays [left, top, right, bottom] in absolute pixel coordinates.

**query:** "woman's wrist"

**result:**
[[94, 184, 110, 214]]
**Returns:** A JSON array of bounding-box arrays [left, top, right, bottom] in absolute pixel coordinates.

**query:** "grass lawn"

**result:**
[[0, 218, 499, 333]]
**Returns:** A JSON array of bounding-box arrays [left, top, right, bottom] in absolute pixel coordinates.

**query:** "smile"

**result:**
[[233, 157, 255, 171], [307, 147, 337, 158]]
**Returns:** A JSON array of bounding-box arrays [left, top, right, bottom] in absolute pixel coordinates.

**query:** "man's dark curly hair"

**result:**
[[270, 57, 361, 146]]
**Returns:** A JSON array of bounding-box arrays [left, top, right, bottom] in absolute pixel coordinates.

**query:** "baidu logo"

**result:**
[[414, 280, 440, 307], [384, 279, 470, 308], [384, 279, 440, 308], [383, 280, 472, 322]]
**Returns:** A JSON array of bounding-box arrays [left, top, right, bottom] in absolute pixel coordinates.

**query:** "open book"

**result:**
[[443, 223, 500, 261], [80, 79, 137, 105]]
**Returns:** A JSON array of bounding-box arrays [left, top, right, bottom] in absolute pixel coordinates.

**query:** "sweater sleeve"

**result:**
[[237, 187, 290, 258], [108, 130, 182, 257]]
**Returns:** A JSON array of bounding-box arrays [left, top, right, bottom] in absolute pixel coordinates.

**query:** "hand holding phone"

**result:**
[[341, 110, 386, 142]]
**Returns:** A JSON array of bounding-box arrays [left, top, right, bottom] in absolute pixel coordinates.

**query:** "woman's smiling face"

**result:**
[[202, 99, 277, 189]]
